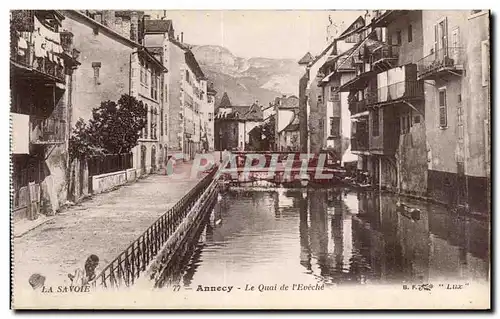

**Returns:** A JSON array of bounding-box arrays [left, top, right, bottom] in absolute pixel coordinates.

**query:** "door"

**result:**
[[437, 18, 448, 58], [151, 145, 157, 172], [141, 145, 147, 175]]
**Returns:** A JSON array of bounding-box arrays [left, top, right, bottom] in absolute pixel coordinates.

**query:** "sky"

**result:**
[[148, 10, 365, 60]]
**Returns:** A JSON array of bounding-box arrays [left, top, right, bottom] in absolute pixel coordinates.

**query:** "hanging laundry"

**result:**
[[17, 37, 28, 57], [33, 29, 47, 58]]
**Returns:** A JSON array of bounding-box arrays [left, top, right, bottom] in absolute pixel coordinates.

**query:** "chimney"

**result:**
[[102, 10, 116, 29], [130, 11, 139, 42], [181, 32, 184, 43]]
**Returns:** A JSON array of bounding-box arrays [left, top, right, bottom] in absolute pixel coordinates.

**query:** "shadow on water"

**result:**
[[159, 187, 490, 288]]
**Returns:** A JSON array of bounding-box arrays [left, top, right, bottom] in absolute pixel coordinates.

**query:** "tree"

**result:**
[[261, 115, 276, 151], [69, 94, 147, 159]]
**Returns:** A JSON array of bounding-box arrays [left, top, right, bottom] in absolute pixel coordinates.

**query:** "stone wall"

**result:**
[[62, 11, 136, 126], [91, 170, 128, 194]]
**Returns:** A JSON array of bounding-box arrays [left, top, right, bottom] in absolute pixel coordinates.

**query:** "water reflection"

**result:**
[[168, 188, 489, 288]]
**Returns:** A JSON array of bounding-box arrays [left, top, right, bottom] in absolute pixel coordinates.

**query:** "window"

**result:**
[[435, 18, 448, 55], [408, 24, 413, 42], [151, 71, 158, 100], [144, 104, 149, 138], [396, 30, 402, 45], [146, 67, 151, 87], [438, 88, 447, 128], [153, 108, 158, 139], [165, 113, 168, 134], [330, 86, 340, 101], [372, 108, 380, 136], [160, 107, 164, 136], [457, 107, 464, 140], [185, 70, 190, 84], [482, 40, 489, 87], [92, 62, 101, 85], [330, 117, 340, 137], [140, 59, 147, 85], [345, 34, 358, 43], [317, 94, 323, 104], [400, 111, 412, 134]]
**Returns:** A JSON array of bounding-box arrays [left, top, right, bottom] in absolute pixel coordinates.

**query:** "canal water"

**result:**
[[168, 188, 489, 288]]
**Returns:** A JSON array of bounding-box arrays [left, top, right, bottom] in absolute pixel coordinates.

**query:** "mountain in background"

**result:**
[[191, 45, 304, 107]]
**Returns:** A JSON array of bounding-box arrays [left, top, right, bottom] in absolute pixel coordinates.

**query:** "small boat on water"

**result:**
[[396, 202, 421, 221], [342, 176, 373, 191]]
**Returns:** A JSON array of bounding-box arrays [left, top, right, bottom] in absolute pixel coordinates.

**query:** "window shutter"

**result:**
[[439, 108, 446, 127], [438, 89, 447, 127]]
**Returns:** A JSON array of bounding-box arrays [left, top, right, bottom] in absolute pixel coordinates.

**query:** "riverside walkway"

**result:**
[[13, 162, 205, 294]]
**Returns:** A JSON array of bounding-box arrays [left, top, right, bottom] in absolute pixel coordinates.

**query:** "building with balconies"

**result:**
[[339, 10, 427, 194], [205, 84, 217, 152], [299, 15, 366, 156], [317, 44, 357, 165], [10, 10, 80, 221], [418, 10, 490, 213]]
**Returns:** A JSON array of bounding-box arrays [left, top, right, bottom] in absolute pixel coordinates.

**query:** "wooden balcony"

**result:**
[[351, 133, 369, 153], [348, 99, 367, 115], [417, 47, 465, 80], [371, 45, 400, 71], [10, 11, 67, 84], [371, 10, 409, 27], [369, 108, 399, 155], [30, 116, 66, 145], [367, 80, 423, 107]]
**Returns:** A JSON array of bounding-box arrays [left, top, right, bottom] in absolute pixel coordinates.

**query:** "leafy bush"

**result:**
[[69, 94, 147, 159]]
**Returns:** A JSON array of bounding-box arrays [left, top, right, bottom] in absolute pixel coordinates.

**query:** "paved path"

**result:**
[[13, 162, 204, 293]]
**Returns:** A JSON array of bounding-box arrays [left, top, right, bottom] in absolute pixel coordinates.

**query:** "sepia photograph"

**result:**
[[9, 8, 491, 309]]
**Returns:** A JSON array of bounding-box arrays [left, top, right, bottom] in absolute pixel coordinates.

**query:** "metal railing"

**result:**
[[87, 154, 133, 177], [374, 80, 423, 104], [93, 168, 217, 288], [371, 45, 400, 66], [417, 47, 464, 78]]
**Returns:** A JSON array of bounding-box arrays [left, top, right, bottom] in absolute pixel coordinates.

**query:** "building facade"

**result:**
[[418, 10, 490, 212], [340, 10, 490, 213], [130, 48, 167, 175], [214, 92, 264, 151], [204, 84, 217, 151], [142, 18, 211, 160], [274, 95, 300, 151], [61, 10, 166, 181], [11, 10, 80, 220], [299, 17, 363, 156]]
